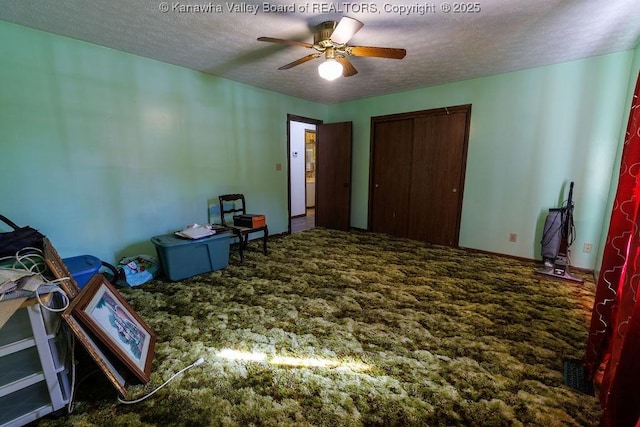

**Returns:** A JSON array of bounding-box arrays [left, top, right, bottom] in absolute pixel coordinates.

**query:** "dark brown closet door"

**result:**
[[316, 122, 352, 231], [407, 112, 468, 245], [369, 105, 470, 246], [369, 118, 414, 237]]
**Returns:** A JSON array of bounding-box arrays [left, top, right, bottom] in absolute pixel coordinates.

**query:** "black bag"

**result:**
[[0, 214, 45, 258]]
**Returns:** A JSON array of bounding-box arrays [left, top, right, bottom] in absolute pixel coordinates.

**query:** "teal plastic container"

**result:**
[[151, 231, 231, 281]]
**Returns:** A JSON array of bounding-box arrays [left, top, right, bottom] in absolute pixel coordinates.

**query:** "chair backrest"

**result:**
[[218, 194, 247, 226]]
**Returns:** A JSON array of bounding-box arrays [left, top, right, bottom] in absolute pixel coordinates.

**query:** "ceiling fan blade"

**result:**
[[278, 53, 322, 70], [348, 46, 407, 59], [257, 37, 314, 49], [336, 56, 358, 77], [330, 17, 364, 44]]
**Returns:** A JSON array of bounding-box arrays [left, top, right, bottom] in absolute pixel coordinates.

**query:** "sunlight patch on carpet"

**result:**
[[214, 348, 372, 372]]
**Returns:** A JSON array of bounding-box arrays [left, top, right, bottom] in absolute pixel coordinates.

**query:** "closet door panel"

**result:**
[[369, 118, 414, 237], [408, 112, 468, 245]]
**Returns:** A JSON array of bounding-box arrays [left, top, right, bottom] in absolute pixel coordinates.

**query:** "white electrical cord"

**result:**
[[65, 333, 105, 415], [67, 334, 77, 414], [0, 247, 71, 311], [35, 280, 70, 313], [9, 246, 47, 272], [117, 358, 205, 405]]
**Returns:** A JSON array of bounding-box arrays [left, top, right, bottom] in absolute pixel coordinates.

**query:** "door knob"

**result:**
[[452, 188, 457, 192]]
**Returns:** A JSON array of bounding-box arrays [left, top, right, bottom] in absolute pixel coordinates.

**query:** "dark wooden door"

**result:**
[[369, 105, 471, 246], [316, 122, 352, 231], [407, 112, 469, 245], [370, 118, 414, 237]]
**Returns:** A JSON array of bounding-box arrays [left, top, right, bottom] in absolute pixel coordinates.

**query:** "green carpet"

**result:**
[[41, 228, 601, 426]]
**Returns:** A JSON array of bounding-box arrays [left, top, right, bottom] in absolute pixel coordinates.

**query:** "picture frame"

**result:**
[[62, 309, 129, 396], [68, 274, 156, 383], [43, 237, 81, 299]]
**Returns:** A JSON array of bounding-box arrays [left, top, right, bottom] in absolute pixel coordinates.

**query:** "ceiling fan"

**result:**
[[257, 17, 407, 81]]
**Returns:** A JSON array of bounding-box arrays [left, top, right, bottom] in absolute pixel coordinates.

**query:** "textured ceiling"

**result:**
[[1, 0, 639, 104]]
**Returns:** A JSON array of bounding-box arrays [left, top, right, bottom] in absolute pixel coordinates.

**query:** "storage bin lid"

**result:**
[[151, 230, 231, 248]]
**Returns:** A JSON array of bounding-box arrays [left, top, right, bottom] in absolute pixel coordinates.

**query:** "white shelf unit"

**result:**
[[0, 299, 71, 427]]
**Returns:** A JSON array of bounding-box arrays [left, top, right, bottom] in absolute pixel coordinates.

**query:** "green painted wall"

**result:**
[[328, 52, 634, 270], [0, 21, 327, 263], [1, 20, 637, 271]]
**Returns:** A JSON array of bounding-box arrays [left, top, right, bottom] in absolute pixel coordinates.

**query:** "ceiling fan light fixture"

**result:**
[[318, 58, 343, 81], [258, 17, 406, 80]]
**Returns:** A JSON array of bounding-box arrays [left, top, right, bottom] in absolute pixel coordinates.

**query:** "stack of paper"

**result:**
[[175, 224, 215, 239]]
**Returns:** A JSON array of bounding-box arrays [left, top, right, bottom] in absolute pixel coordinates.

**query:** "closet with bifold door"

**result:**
[[368, 105, 471, 246]]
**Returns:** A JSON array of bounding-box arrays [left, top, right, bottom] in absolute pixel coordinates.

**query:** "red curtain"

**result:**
[[585, 72, 640, 427]]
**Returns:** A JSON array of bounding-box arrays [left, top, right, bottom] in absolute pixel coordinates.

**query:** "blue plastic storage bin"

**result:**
[[62, 255, 101, 288], [151, 231, 231, 281]]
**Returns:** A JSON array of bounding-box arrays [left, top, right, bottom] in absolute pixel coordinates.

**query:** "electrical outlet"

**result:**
[[583, 243, 592, 253], [275, 163, 282, 171], [509, 233, 517, 242]]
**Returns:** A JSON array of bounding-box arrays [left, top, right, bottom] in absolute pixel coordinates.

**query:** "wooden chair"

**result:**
[[218, 194, 268, 263]]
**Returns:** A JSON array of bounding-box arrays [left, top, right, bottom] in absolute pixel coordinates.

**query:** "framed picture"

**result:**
[[62, 310, 129, 396], [43, 237, 81, 299], [69, 274, 156, 383]]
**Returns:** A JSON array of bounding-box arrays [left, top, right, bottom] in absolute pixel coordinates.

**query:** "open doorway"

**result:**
[[287, 115, 353, 233], [287, 114, 322, 234]]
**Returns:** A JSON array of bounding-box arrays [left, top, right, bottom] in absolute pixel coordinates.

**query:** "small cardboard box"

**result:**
[[233, 214, 266, 228]]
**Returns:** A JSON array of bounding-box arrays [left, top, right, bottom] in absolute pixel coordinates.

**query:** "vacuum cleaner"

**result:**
[[536, 181, 584, 284]]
